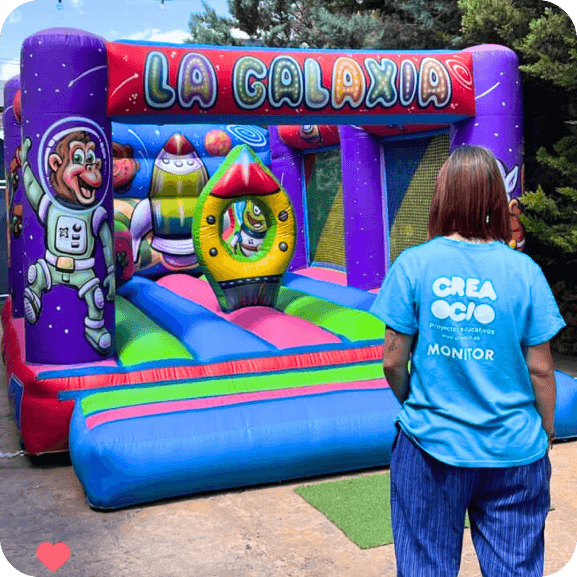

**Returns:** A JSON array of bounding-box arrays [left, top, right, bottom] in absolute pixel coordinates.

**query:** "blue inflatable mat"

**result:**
[[282, 272, 376, 311], [69, 370, 577, 510], [70, 387, 399, 510]]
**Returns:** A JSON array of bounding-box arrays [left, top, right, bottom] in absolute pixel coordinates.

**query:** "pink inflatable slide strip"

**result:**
[[294, 266, 348, 285], [293, 267, 380, 293], [157, 275, 342, 348], [85, 378, 388, 430]]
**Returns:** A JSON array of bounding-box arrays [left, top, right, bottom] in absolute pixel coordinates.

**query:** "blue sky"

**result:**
[[0, 0, 233, 82]]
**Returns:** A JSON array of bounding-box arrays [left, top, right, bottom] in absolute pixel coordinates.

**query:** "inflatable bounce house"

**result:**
[[3, 28, 577, 509]]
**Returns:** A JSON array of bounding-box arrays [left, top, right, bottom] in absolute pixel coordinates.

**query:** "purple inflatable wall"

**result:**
[[339, 126, 386, 290], [3, 76, 24, 318], [20, 28, 114, 364], [269, 126, 308, 271], [451, 45, 523, 201]]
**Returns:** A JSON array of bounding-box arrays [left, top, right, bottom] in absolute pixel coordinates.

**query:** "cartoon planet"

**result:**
[[204, 129, 233, 157]]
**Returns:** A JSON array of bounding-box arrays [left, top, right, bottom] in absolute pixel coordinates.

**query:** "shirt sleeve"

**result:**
[[523, 264, 566, 347], [369, 254, 418, 335]]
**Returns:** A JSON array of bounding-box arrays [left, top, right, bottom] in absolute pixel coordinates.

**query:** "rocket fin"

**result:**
[[130, 200, 153, 262]]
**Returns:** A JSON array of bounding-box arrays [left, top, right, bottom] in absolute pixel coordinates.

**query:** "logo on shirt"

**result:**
[[431, 276, 496, 325]]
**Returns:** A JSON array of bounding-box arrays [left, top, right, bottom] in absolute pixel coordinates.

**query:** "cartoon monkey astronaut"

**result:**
[[20, 132, 115, 355]]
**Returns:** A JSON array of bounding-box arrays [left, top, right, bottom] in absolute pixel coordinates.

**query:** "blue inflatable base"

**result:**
[[70, 370, 577, 510], [554, 370, 577, 440], [70, 388, 400, 510]]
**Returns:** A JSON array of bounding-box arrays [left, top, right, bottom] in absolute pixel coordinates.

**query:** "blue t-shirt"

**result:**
[[370, 237, 566, 467]]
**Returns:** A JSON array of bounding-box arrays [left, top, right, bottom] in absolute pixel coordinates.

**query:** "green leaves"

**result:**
[[186, 1, 241, 46], [185, 0, 462, 49], [517, 8, 577, 89]]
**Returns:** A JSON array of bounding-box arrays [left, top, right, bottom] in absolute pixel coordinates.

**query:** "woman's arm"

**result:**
[[525, 341, 557, 444], [382, 326, 414, 405]]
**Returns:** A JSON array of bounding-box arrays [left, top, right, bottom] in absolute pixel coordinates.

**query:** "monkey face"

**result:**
[[64, 141, 102, 205], [49, 136, 103, 206]]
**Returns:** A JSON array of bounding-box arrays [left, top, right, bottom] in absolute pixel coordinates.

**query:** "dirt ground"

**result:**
[[1, 352, 576, 576]]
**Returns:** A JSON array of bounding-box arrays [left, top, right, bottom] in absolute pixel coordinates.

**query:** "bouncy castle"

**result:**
[[3, 27, 577, 509]]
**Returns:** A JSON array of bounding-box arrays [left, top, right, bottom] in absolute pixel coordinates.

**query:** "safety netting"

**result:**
[[384, 132, 450, 264], [304, 149, 346, 269]]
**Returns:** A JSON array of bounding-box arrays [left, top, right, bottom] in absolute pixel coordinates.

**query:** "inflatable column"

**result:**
[[451, 45, 523, 201], [20, 28, 114, 364], [269, 126, 307, 271], [3, 76, 24, 318], [339, 125, 386, 290]]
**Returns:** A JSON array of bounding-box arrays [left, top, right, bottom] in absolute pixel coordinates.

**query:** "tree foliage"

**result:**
[[520, 136, 577, 274], [186, 1, 242, 46], [186, 0, 462, 49], [517, 7, 577, 90], [457, 0, 546, 47]]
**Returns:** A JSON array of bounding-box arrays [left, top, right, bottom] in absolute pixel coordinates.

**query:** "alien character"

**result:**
[[229, 199, 269, 256], [20, 132, 115, 355]]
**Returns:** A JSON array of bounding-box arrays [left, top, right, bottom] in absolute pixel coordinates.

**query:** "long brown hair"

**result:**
[[427, 145, 512, 243]]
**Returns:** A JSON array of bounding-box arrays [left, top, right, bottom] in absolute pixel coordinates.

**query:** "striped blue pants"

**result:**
[[390, 427, 551, 577]]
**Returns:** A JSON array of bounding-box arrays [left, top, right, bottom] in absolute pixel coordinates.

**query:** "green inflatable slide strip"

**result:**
[[115, 296, 195, 366], [276, 287, 384, 341], [81, 360, 384, 416]]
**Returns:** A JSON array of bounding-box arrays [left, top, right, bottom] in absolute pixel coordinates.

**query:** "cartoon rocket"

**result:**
[[130, 133, 209, 269]]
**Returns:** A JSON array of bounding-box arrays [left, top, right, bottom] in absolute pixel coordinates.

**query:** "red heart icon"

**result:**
[[36, 542, 70, 572]]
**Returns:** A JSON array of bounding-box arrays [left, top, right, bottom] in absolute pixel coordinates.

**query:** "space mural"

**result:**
[[111, 123, 271, 279]]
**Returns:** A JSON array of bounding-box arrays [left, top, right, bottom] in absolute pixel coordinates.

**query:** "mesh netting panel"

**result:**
[[305, 150, 346, 268], [385, 133, 449, 264]]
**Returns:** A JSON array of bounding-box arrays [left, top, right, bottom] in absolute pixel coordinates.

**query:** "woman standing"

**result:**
[[370, 146, 565, 576]]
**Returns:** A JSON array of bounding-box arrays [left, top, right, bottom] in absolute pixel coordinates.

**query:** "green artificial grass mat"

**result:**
[[295, 472, 470, 549]]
